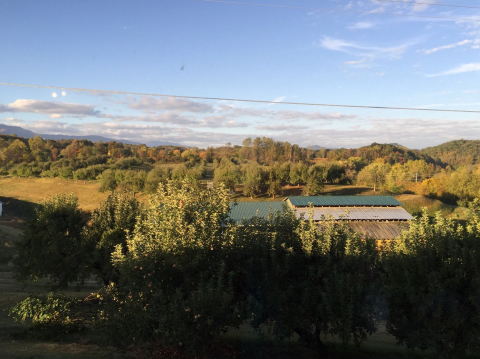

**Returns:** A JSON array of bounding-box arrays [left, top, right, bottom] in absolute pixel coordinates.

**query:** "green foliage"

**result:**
[[13, 194, 89, 289], [100, 180, 242, 352], [214, 159, 240, 190], [383, 208, 480, 357], [171, 163, 205, 183], [357, 162, 391, 191], [9, 293, 80, 328], [245, 211, 379, 356], [87, 192, 143, 285], [422, 139, 480, 166], [289, 162, 308, 186], [99, 169, 118, 192], [241, 163, 262, 198], [144, 166, 172, 193], [265, 167, 282, 199], [73, 164, 108, 180], [303, 165, 327, 195]]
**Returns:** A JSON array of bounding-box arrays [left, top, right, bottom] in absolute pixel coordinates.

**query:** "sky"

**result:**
[[1, 0, 480, 149]]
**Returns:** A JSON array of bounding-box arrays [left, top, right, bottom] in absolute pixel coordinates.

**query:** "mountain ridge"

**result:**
[[0, 124, 183, 147]]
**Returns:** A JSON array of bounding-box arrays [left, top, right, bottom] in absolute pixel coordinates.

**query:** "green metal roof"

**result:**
[[286, 196, 401, 207], [229, 202, 285, 223]]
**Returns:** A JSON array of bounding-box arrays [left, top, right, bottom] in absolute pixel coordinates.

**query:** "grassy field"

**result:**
[[0, 177, 469, 222], [0, 177, 109, 213], [395, 194, 470, 220], [233, 184, 379, 202]]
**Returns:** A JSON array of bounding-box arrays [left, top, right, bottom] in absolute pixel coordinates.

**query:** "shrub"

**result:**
[[9, 293, 80, 328], [13, 194, 89, 289], [87, 192, 143, 285]]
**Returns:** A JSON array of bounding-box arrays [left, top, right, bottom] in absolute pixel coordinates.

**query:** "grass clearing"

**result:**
[[0, 177, 109, 213], [233, 184, 388, 202], [395, 194, 470, 220]]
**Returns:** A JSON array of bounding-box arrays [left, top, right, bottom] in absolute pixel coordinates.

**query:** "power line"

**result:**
[[376, 0, 480, 10], [2, 82, 480, 114], [192, 0, 480, 22]]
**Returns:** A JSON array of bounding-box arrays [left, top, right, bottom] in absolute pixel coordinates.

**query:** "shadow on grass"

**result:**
[[324, 187, 375, 196], [0, 196, 40, 221]]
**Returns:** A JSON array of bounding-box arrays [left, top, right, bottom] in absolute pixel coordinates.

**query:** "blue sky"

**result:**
[[1, 0, 480, 149]]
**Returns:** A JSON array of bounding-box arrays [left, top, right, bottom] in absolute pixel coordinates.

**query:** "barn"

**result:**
[[229, 196, 413, 240]]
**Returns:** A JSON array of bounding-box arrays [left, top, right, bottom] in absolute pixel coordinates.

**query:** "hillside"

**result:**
[[0, 124, 182, 147], [421, 139, 480, 167]]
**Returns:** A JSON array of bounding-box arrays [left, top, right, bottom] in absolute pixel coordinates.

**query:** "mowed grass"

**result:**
[[395, 194, 470, 220], [0, 177, 109, 213], [234, 184, 389, 202]]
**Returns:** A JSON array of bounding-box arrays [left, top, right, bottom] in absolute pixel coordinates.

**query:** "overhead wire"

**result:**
[[192, 0, 480, 22], [1, 82, 480, 114]]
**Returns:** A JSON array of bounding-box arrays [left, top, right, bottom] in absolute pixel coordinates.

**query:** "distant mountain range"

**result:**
[[0, 124, 183, 147]]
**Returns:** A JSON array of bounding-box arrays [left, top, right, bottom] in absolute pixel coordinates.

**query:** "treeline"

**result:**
[[4, 133, 480, 205], [423, 139, 480, 166], [10, 182, 480, 358], [356, 160, 480, 205], [214, 159, 351, 197], [0, 134, 194, 177]]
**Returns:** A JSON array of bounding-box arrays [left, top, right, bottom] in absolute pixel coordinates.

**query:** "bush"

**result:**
[[9, 293, 80, 328], [13, 194, 89, 289], [144, 166, 172, 193], [87, 192, 143, 285]]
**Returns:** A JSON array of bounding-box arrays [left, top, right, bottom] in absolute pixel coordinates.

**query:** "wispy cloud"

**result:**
[[272, 96, 287, 103], [348, 21, 375, 30], [318, 36, 419, 59], [428, 63, 480, 77], [105, 112, 196, 125], [421, 39, 479, 54], [345, 58, 366, 65], [256, 124, 309, 132], [411, 0, 437, 12], [2, 117, 23, 122], [125, 96, 214, 114], [0, 99, 100, 117]]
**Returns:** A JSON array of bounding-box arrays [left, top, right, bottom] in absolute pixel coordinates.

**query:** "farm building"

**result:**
[[228, 196, 413, 240]]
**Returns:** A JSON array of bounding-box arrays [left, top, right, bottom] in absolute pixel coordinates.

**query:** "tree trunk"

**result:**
[[294, 327, 331, 359]]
